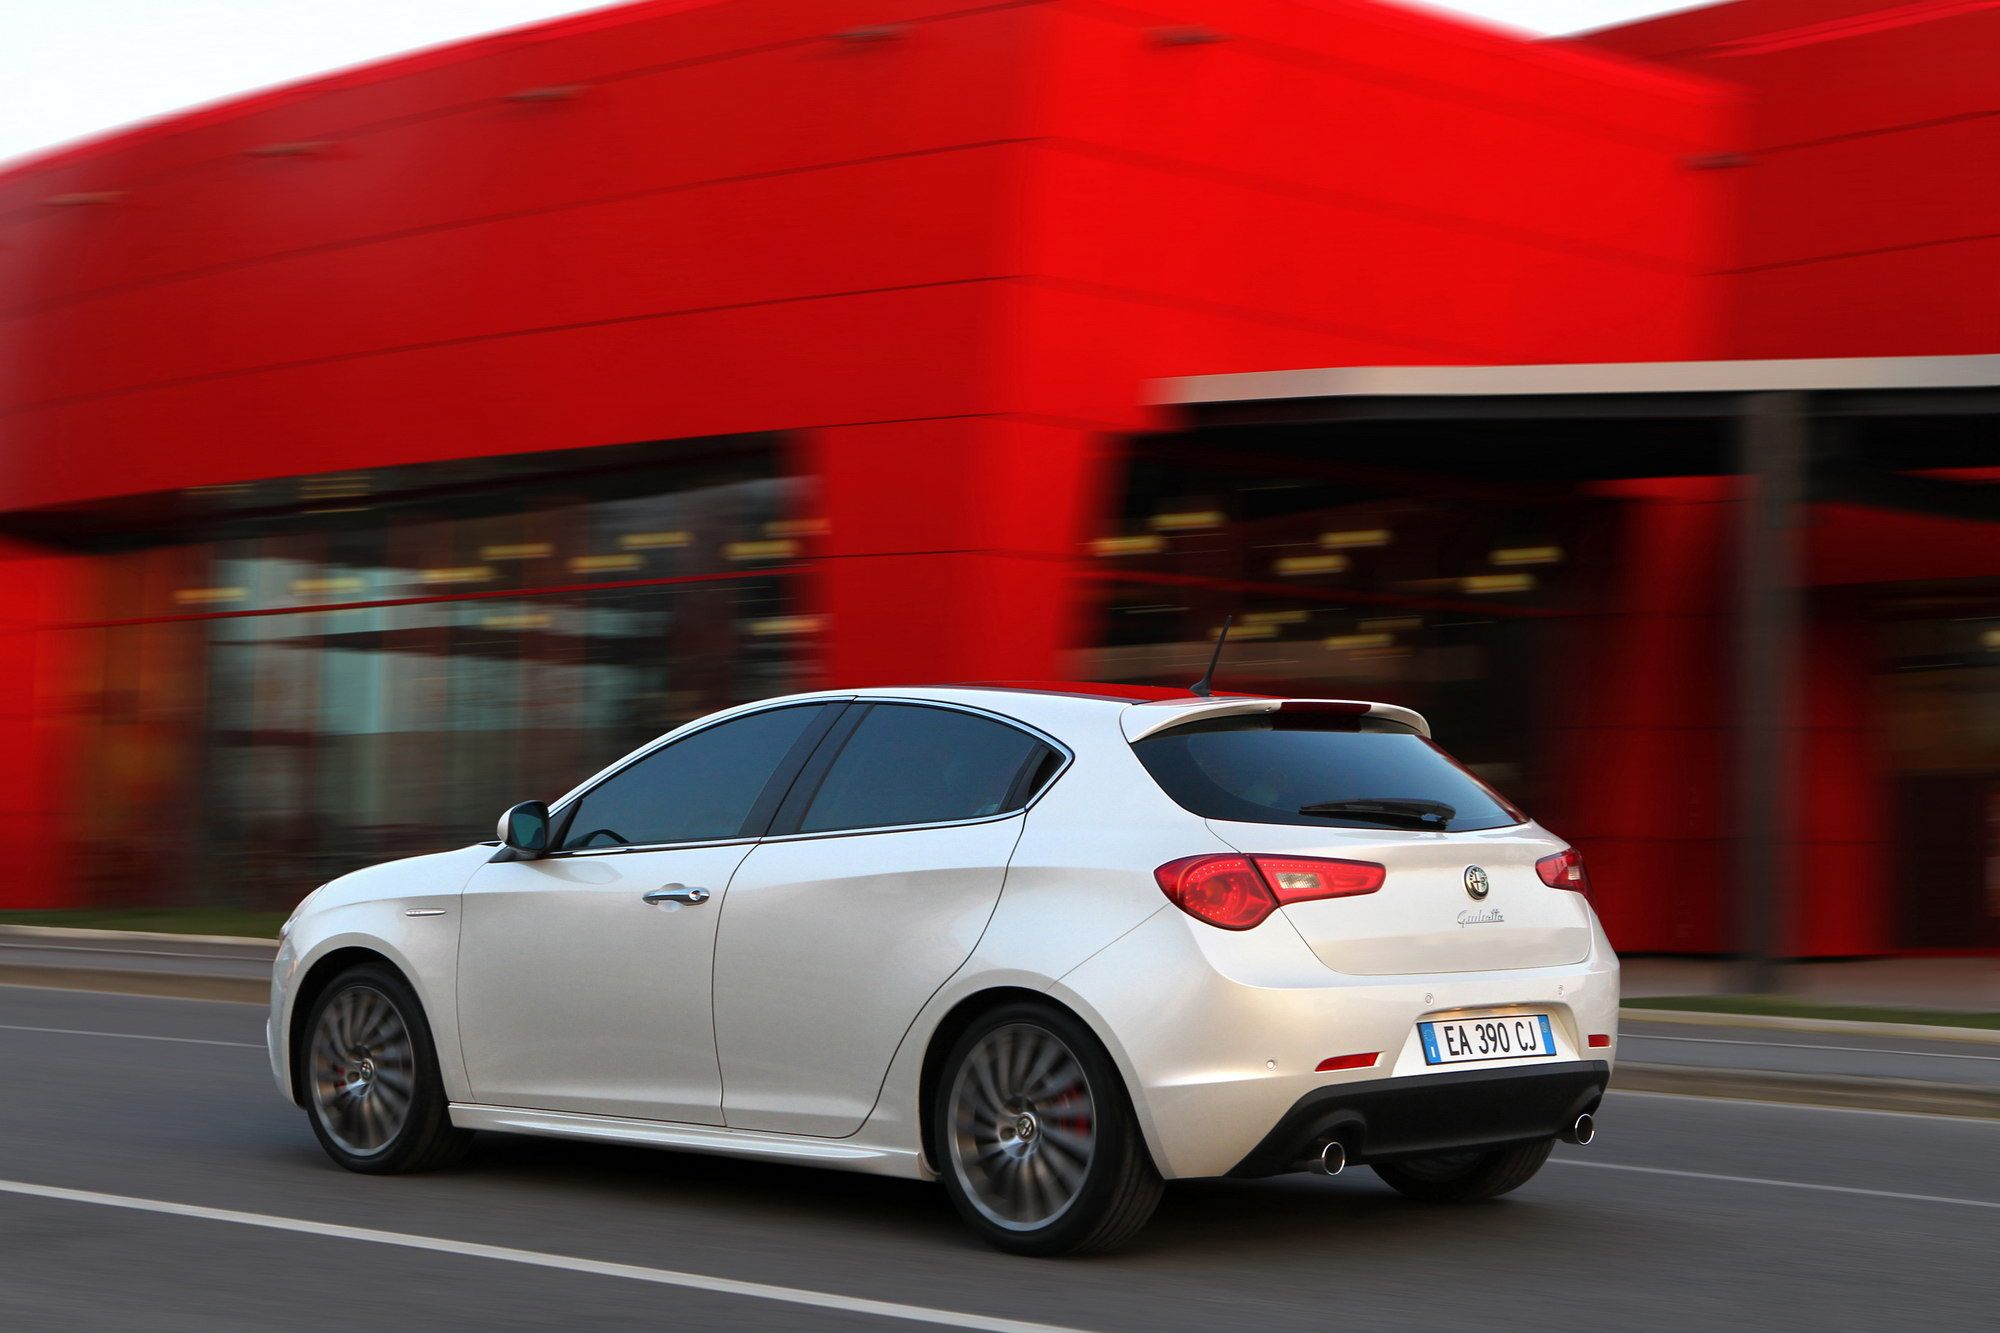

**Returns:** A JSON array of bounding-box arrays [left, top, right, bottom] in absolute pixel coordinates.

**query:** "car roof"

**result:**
[[798, 682, 1432, 740]]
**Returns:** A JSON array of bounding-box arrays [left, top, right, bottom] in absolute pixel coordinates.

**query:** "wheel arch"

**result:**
[[285, 945, 417, 1107], [915, 986, 1155, 1178]]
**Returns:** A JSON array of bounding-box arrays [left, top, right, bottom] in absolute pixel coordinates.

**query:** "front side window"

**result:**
[[799, 705, 1055, 834], [557, 704, 826, 850], [1134, 714, 1524, 832]]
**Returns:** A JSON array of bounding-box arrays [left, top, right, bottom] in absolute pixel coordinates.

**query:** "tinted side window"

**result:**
[[557, 704, 826, 850], [799, 705, 1051, 834]]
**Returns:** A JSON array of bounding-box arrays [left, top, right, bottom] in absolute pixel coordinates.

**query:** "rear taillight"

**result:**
[[1154, 854, 1385, 930], [1536, 847, 1590, 897]]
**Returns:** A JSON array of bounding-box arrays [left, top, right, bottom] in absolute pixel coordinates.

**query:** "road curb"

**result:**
[[1621, 1006, 2000, 1046], [1615, 1061, 2000, 1119], [0, 923, 276, 951], [0, 964, 266, 1004]]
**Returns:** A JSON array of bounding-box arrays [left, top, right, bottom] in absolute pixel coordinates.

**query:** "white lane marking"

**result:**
[[1604, 1088, 2000, 1125], [0, 1023, 261, 1049], [1551, 1159, 2000, 1210], [1625, 1032, 2000, 1062], [0, 1179, 1088, 1333]]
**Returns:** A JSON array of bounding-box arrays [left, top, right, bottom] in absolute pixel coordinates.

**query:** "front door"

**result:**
[[456, 700, 839, 1123]]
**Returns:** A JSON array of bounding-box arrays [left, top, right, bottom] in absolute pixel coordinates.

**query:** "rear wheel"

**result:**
[[935, 1004, 1162, 1256], [1371, 1138, 1554, 1203], [302, 963, 472, 1174]]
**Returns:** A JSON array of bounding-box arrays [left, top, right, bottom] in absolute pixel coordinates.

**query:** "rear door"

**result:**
[[713, 701, 1063, 1136], [1134, 713, 1591, 975]]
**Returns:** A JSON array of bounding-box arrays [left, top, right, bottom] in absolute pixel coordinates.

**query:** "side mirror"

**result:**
[[497, 800, 552, 858]]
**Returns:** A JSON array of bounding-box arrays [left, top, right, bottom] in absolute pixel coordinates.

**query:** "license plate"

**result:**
[[1419, 1014, 1557, 1065]]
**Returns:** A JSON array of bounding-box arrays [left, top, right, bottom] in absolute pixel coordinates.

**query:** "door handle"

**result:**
[[642, 885, 711, 906]]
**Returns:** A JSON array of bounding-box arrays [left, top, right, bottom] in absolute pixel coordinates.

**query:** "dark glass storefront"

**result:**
[[47, 436, 812, 908], [1077, 435, 1616, 818]]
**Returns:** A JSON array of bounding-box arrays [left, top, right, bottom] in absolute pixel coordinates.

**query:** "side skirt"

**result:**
[[447, 1103, 931, 1179]]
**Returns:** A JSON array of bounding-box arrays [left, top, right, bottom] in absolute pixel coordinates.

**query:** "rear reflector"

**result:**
[[1155, 854, 1385, 930], [1535, 846, 1591, 897], [1587, 1033, 1612, 1048], [1315, 1052, 1380, 1072]]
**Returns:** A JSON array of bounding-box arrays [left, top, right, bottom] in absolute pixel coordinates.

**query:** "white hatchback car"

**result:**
[[270, 683, 1616, 1254]]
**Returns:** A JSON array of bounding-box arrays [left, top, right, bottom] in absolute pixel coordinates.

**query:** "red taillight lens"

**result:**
[[1154, 855, 1274, 930], [1155, 854, 1385, 930], [1535, 847, 1590, 897]]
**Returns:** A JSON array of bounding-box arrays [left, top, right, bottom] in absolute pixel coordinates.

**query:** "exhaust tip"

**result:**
[[1318, 1140, 1346, 1176], [1566, 1112, 1596, 1146]]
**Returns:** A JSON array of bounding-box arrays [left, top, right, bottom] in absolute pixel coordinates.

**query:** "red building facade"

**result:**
[[0, 0, 1993, 954]]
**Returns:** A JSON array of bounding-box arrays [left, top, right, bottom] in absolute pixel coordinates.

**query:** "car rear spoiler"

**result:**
[[1119, 697, 1431, 743]]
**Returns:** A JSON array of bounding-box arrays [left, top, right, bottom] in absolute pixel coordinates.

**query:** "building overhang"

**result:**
[[1155, 354, 2000, 408]]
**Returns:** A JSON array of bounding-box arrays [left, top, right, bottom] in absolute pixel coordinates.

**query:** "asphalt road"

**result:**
[[1618, 1018, 2000, 1088], [2, 985, 1995, 1332]]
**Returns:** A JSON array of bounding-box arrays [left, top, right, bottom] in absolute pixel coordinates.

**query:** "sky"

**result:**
[[0, 0, 1718, 166]]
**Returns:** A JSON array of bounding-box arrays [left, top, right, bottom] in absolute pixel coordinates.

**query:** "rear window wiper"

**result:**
[[1297, 798, 1456, 829]]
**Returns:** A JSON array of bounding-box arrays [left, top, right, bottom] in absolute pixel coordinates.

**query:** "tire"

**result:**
[[933, 1002, 1163, 1256], [1371, 1138, 1554, 1203], [301, 962, 473, 1174]]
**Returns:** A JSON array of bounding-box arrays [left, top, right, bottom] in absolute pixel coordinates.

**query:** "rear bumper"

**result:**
[[1226, 1060, 1609, 1177]]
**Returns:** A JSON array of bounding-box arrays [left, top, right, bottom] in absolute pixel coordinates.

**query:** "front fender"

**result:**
[[270, 845, 492, 1104]]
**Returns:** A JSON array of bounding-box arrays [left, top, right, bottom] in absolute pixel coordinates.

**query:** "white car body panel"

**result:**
[[270, 684, 1619, 1187], [715, 816, 1024, 1136], [456, 842, 753, 1123]]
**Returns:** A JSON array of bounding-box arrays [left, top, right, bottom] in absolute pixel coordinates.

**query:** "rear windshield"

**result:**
[[1133, 714, 1524, 832]]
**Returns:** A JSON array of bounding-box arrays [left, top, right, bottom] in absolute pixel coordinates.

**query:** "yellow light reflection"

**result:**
[[619, 531, 692, 550], [172, 587, 247, 606], [724, 539, 802, 561], [479, 542, 554, 561], [568, 554, 643, 574], [1320, 529, 1391, 549], [290, 576, 364, 596], [749, 615, 826, 636], [420, 566, 494, 585], [1490, 546, 1563, 566], [1090, 535, 1167, 557], [1148, 510, 1225, 532], [1462, 573, 1537, 594], [1274, 553, 1350, 576]]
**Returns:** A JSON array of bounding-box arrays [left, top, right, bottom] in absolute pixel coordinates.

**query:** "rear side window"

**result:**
[[556, 704, 827, 850], [799, 704, 1055, 834], [1133, 715, 1523, 832]]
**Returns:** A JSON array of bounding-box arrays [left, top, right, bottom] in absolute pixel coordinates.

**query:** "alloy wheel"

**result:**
[[308, 983, 417, 1157], [946, 1023, 1098, 1231]]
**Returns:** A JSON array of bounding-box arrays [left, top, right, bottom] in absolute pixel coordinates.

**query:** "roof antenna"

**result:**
[[1190, 615, 1234, 698]]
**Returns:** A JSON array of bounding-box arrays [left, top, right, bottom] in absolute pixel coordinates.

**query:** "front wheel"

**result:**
[[302, 963, 472, 1174], [935, 1004, 1162, 1256], [1371, 1138, 1554, 1203]]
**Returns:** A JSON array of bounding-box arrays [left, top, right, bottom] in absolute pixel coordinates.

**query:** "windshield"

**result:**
[[1133, 714, 1524, 832]]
